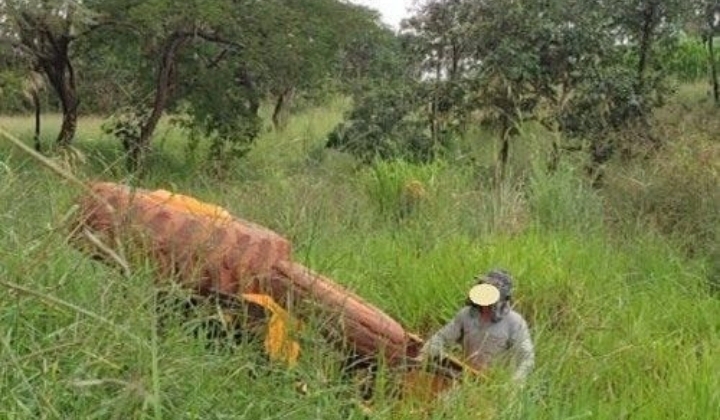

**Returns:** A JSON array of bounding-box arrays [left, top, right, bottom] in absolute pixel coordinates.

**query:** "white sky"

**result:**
[[349, 0, 415, 29]]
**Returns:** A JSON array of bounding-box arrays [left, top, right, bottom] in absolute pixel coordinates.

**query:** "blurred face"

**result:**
[[478, 304, 495, 321]]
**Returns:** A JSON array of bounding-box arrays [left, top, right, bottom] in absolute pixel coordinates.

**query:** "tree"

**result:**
[[253, 0, 391, 130], [394, 0, 696, 175], [404, 0, 625, 176], [0, 28, 45, 150], [705, 1, 720, 104], [89, 0, 383, 173], [337, 11, 400, 87], [90, 0, 248, 171], [0, 0, 97, 147], [326, 77, 433, 163], [662, 0, 719, 102]]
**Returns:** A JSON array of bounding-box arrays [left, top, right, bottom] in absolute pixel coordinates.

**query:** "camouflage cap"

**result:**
[[476, 269, 513, 299]]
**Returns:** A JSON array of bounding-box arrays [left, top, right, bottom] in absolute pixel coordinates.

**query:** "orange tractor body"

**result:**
[[72, 182, 471, 396]]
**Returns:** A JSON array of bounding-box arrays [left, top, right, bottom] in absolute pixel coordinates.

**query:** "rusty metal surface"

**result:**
[[72, 182, 424, 365]]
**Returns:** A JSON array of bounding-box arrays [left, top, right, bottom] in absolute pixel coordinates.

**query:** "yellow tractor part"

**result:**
[[241, 293, 301, 367], [72, 182, 479, 402], [146, 189, 231, 221]]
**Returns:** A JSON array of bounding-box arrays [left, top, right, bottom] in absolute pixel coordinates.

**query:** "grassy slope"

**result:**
[[1, 90, 718, 419]]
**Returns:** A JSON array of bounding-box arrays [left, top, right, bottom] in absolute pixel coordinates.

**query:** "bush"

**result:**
[[326, 80, 438, 163], [664, 37, 710, 83], [603, 140, 720, 258], [0, 70, 27, 114], [358, 159, 442, 221]]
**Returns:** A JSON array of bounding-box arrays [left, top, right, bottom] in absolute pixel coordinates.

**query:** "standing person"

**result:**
[[421, 269, 535, 382]]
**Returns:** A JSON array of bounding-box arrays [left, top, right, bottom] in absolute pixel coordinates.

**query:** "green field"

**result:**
[[1, 88, 719, 419]]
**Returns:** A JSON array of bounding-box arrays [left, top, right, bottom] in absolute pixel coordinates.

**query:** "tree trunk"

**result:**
[[709, 33, 719, 105], [430, 52, 443, 146], [57, 86, 78, 147], [128, 32, 189, 172], [636, 3, 657, 95], [237, 66, 260, 116], [271, 87, 295, 131], [126, 139, 151, 174], [16, 11, 79, 147], [450, 39, 460, 81], [22, 71, 45, 152], [39, 42, 79, 147], [32, 91, 41, 152], [496, 117, 510, 184]]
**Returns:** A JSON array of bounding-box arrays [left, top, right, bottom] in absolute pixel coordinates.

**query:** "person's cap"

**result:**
[[476, 269, 513, 298], [468, 283, 501, 306]]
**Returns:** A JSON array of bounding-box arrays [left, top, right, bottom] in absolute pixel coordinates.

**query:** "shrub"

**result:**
[[603, 140, 720, 258], [325, 80, 439, 163], [358, 159, 442, 221], [664, 37, 710, 83]]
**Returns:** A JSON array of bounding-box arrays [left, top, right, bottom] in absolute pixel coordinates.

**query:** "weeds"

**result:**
[[1, 91, 719, 419]]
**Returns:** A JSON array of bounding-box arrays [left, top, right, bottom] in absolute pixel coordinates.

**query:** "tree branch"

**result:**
[[177, 29, 245, 51]]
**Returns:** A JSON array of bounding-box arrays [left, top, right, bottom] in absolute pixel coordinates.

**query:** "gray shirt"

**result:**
[[421, 305, 535, 382]]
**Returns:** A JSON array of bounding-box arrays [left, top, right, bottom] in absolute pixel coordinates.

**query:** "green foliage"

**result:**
[[357, 159, 441, 221], [73, 0, 391, 172], [101, 106, 149, 153], [603, 141, 720, 258], [559, 63, 641, 137], [249, 0, 384, 94], [178, 61, 262, 173], [337, 21, 406, 92], [72, 32, 146, 116], [0, 70, 27, 113], [664, 36, 711, 82], [391, 0, 701, 169], [324, 20, 432, 165], [2, 89, 720, 418], [326, 80, 436, 163]]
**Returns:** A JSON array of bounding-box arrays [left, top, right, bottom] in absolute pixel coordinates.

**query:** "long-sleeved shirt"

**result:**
[[421, 305, 535, 382]]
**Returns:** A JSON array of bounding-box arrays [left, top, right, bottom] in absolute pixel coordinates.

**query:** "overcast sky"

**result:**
[[349, 0, 414, 29]]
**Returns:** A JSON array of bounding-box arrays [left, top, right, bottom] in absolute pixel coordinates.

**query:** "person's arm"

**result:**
[[509, 315, 535, 383], [421, 309, 465, 360]]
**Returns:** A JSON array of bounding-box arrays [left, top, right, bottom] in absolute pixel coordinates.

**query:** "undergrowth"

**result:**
[[1, 88, 718, 419]]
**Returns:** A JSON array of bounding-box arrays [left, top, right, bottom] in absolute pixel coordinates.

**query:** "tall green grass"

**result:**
[[1, 93, 719, 419], [665, 37, 714, 83]]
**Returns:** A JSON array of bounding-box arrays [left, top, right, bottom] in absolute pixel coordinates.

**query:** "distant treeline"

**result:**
[[1, 0, 719, 171]]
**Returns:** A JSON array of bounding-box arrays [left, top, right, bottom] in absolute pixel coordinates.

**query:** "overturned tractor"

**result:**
[[71, 182, 473, 399]]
